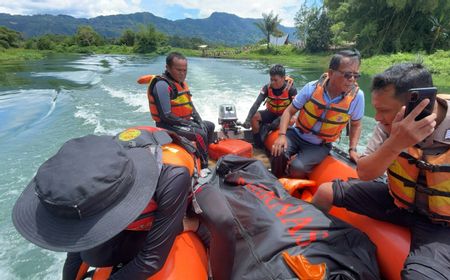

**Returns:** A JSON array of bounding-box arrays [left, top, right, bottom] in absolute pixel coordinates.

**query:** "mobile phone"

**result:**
[[404, 87, 437, 121]]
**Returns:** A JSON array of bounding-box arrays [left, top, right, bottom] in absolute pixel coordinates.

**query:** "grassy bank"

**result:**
[[218, 46, 330, 69], [0, 45, 136, 62], [0, 48, 45, 61], [362, 50, 450, 89], [0, 45, 184, 62], [205, 46, 450, 90]]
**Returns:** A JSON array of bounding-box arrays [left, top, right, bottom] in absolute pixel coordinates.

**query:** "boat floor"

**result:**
[[209, 129, 271, 168], [208, 146, 270, 168], [208, 129, 356, 174]]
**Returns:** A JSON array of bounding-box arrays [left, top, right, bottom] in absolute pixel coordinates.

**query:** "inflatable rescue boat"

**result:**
[[74, 79, 411, 279], [84, 126, 410, 280]]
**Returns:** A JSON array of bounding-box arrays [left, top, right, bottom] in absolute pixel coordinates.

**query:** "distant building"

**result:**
[[269, 34, 289, 46], [290, 39, 305, 49], [198, 45, 208, 56]]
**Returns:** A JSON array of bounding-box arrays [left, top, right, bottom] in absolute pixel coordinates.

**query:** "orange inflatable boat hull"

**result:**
[[311, 156, 410, 280], [137, 74, 154, 85], [79, 232, 208, 280], [266, 130, 410, 280], [132, 126, 201, 176], [209, 138, 253, 160], [149, 231, 208, 280]]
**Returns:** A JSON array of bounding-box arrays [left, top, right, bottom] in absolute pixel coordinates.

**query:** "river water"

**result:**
[[0, 54, 378, 279]]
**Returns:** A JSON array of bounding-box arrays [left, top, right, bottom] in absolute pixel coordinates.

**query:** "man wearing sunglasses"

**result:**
[[271, 49, 364, 178]]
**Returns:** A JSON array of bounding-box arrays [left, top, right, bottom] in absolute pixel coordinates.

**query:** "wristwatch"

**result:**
[[348, 147, 357, 153]]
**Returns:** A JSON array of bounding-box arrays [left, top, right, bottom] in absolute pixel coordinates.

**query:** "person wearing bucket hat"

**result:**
[[12, 134, 191, 280]]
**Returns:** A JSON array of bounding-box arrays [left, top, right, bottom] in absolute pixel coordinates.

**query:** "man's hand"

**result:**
[[285, 76, 293, 91], [349, 149, 360, 163], [388, 99, 437, 153], [271, 134, 288, 156], [242, 120, 251, 129], [183, 216, 199, 232]]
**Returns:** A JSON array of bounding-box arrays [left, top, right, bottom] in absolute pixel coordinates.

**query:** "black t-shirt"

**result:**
[[244, 81, 297, 123], [64, 164, 191, 280]]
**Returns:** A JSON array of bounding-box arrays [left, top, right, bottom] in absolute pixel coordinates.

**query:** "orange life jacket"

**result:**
[[115, 126, 199, 231], [266, 76, 294, 116], [296, 73, 358, 143], [146, 74, 194, 122], [387, 146, 450, 223]]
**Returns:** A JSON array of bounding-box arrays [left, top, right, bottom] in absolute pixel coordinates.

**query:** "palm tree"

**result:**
[[255, 11, 282, 49], [429, 15, 448, 53]]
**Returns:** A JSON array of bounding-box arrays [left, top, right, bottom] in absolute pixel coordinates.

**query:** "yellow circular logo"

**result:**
[[118, 128, 141, 141]]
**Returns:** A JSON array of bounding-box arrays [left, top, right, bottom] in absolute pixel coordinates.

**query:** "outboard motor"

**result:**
[[218, 104, 240, 137]]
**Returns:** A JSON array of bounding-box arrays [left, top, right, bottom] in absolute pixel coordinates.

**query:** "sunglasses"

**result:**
[[334, 70, 361, 80]]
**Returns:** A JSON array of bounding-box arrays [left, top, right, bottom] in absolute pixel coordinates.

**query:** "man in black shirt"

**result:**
[[243, 64, 297, 148], [147, 52, 215, 171], [12, 132, 191, 280]]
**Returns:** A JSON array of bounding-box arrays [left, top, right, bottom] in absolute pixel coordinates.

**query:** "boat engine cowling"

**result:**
[[218, 104, 237, 124], [218, 104, 240, 137]]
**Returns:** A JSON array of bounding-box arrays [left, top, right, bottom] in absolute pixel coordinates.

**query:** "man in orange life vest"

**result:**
[[312, 63, 450, 279], [242, 64, 297, 148], [12, 132, 191, 280], [272, 49, 364, 178], [147, 52, 215, 171]]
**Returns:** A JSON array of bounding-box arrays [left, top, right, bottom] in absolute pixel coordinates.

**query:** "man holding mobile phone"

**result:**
[[312, 63, 450, 279]]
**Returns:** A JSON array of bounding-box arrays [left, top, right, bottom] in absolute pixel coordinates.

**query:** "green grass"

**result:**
[[362, 50, 450, 90], [0, 48, 45, 61], [228, 46, 330, 69], [203, 45, 450, 91], [169, 47, 202, 57], [0, 46, 200, 60], [65, 45, 135, 54], [197, 45, 341, 72]]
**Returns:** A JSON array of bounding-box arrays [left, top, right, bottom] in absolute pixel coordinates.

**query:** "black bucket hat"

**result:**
[[12, 135, 160, 252]]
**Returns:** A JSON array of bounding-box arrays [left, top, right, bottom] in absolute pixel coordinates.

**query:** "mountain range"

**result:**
[[0, 12, 296, 46]]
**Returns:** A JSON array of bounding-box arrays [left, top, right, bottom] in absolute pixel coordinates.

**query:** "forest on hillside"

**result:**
[[0, 24, 210, 54], [0, 0, 449, 56]]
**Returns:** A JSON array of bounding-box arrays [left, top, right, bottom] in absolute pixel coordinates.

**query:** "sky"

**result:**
[[0, 0, 321, 27]]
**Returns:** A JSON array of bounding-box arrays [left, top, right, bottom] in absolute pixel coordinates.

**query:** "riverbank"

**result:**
[[213, 46, 450, 91], [0, 46, 135, 62], [1, 46, 449, 90], [362, 50, 449, 89], [0, 48, 45, 61]]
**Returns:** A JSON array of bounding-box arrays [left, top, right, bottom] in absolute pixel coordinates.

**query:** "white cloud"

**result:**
[[183, 13, 196, 19], [0, 0, 303, 26], [0, 0, 143, 18]]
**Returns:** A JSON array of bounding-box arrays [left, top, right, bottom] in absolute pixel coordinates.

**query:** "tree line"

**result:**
[[0, 24, 210, 53], [294, 0, 450, 55]]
